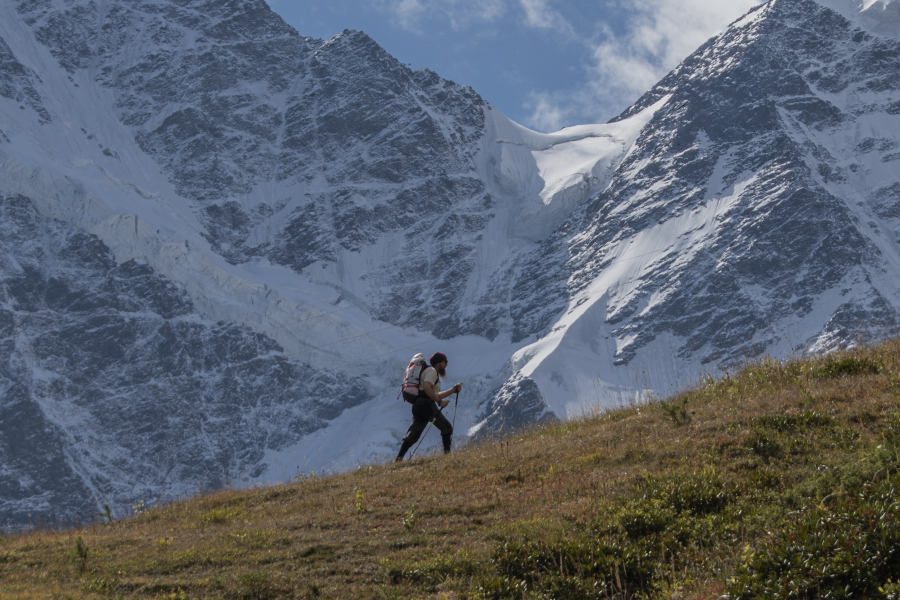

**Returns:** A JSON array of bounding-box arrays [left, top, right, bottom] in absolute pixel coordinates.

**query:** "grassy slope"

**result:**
[[5, 341, 900, 599]]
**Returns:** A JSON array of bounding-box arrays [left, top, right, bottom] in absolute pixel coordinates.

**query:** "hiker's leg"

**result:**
[[397, 418, 428, 460], [432, 410, 454, 453], [397, 399, 434, 460]]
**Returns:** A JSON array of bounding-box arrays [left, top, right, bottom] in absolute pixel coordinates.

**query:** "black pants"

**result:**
[[397, 397, 453, 458]]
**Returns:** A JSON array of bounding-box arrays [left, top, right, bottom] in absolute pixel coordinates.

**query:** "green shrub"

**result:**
[[293, 545, 335, 563], [660, 396, 692, 426], [814, 357, 882, 379], [200, 506, 244, 524], [68, 536, 89, 573], [877, 429, 900, 476], [401, 505, 417, 531], [882, 413, 900, 437], [388, 550, 481, 591], [236, 570, 275, 600], [746, 467, 781, 491], [745, 429, 781, 461], [477, 572, 607, 600], [787, 437, 813, 456], [751, 410, 833, 433], [478, 536, 656, 599], [643, 469, 733, 515], [606, 498, 724, 552], [478, 469, 742, 598], [726, 477, 900, 599], [81, 575, 120, 594], [96, 503, 114, 523], [611, 498, 679, 538]]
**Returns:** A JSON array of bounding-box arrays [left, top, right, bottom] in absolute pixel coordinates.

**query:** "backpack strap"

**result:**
[[418, 366, 435, 397]]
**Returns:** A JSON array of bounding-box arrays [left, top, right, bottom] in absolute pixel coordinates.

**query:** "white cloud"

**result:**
[[379, 0, 575, 36], [518, 0, 575, 37], [389, 0, 426, 31], [525, 92, 571, 131], [524, 86, 616, 132], [378, 0, 507, 32], [521, 0, 764, 131], [587, 0, 763, 114]]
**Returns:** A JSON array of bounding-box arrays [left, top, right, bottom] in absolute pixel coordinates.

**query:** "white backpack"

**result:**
[[400, 353, 429, 403]]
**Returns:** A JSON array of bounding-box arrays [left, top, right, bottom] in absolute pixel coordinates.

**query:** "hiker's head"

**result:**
[[430, 352, 448, 378]]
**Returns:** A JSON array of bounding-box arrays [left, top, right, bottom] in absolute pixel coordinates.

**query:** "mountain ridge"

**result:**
[[483, 0, 900, 426]]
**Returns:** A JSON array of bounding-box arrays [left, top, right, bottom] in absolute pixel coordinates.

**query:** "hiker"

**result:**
[[396, 352, 462, 461]]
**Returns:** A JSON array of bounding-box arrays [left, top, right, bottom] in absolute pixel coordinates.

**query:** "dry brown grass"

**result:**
[[4, 340, 900, 599]]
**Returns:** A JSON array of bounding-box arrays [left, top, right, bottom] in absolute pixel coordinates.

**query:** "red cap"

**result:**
[[430, 352, 448, 366]]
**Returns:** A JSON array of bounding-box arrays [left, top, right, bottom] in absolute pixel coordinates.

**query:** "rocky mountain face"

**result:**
[[0, 192, 368, 526], [16, 0, 493, 336], [2, 0, 900, 526], [480, 0, 900, 427]]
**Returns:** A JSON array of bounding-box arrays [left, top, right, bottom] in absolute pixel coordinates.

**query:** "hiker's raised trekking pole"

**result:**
[[452, 389, 459, 430]]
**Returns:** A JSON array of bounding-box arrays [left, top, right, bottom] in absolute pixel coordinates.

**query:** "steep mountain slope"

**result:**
[[479, 0, 900, 427], [0, 191, 371, 525], [14, 0, 493, 335], [2, 0, 900, 526]]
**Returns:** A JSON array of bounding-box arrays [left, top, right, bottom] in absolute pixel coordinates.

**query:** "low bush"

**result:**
[[745, 428, 781, 461], [200, 506, 245, 524], [611, 498, 679, 538], [814, 356, 883, 379], [68, 536, 89, 573], [235, 570, 276, 600], [478, 470, 740, 599], [477, 536, 656, 599], [751, 410, 833, 433], [726, 477, 900, 599], [81, 575, 120, 594], [660, 396, 692, 425], [642, 469, 733, 515], [388, 550, 481, 591], [293, 545, 335, 563]]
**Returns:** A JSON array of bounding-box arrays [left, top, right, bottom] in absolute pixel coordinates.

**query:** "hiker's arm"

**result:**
[[423, 381, 441, 403], [438, 383, 462, 400], [437, 384, 462, 401], [423, 382, 458, 406]]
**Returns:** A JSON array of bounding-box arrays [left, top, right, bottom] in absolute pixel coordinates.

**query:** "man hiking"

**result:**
[[396, 352, 462, 461]]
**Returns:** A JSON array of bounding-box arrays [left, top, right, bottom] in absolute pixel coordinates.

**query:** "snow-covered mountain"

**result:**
[[2, 0, 900, 526], [483, 0, 900, 426]]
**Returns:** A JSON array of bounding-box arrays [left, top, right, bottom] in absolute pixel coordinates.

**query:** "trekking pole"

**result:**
[[452, 389, 460, 430], [409, 421, 433, 459]]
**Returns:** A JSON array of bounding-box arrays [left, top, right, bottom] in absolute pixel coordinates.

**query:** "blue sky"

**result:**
[[268, 0, 762, 131]]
